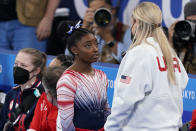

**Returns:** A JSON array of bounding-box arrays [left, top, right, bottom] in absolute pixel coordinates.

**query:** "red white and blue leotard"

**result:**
[[57, 69, 110, 131]]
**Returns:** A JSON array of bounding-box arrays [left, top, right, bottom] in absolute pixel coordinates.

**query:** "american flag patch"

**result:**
[[120, 75, 131, 84]]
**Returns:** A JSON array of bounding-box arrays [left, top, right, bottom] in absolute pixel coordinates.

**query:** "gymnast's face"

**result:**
[[72, 33, 99, 64]]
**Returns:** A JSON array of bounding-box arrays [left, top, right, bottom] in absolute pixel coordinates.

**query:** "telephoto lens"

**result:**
[[94, 8, 112, 27], [174, 20, 196, 41]]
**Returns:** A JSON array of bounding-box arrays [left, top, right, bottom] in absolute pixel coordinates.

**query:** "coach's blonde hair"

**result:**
[[131, 2, 177, 84]]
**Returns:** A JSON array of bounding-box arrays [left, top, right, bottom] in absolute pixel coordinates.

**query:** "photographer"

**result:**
[[169, 0, 196, 74], [82, 0, 132, 64]]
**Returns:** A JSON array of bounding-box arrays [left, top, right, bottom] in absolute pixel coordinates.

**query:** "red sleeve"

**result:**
[[190, 109, 196, 130], [29, 93, 45, 130]]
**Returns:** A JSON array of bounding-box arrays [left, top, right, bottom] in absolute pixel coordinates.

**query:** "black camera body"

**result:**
[[94, 8, 112, 27]]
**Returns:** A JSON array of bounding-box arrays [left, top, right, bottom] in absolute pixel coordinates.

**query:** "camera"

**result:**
[[174, 20, 196, 41], [173, 20, 196, 49], [94, 8, 112, 27]]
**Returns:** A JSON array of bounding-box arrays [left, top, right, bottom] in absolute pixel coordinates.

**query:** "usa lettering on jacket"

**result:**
[[156, 56, 181, 72]]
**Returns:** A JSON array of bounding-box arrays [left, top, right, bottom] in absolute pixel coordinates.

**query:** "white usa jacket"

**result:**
[[104, 37, 189, 131]]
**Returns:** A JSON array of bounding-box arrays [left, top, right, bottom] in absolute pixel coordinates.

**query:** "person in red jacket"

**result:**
[[28, 65, 70, 131], [28, 54, 72, 131], [189, 110, 196, 130]]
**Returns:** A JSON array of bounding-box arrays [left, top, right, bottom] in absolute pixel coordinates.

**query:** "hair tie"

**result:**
[[67, 20, 82, 35], [155, 23, 161, 28]]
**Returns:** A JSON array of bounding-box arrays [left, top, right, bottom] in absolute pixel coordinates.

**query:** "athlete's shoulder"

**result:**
[[94, 68, 105, 74], [94, 68, 108, 79]]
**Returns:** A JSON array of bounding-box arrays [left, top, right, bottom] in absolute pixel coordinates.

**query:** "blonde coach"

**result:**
[[104, 2, 189, 131]]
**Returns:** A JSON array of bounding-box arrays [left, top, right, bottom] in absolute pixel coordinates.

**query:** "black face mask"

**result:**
[[13, 67, 32, 85]]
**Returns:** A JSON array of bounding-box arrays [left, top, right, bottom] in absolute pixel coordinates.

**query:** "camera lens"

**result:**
[[94, 8, 112, 27], [174, 20, 192, 39]]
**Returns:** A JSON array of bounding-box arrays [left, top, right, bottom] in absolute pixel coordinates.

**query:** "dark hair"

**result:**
[[67, 28, 93, 56], [162, 26, 169, 39], [19, 48, 47, 80], [88, 0, 112, 6], [42, 66, 65, 99], [56, 54, 73, 67], [184, 0, 196, 19], [57, 20, 78, 45]]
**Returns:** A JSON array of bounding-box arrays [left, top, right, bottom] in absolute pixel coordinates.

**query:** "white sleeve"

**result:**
[[56, 113, 62, 131], [57, 75, 76, 131], [177, 57, 189, 90], [105, 47, 152, 131]]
